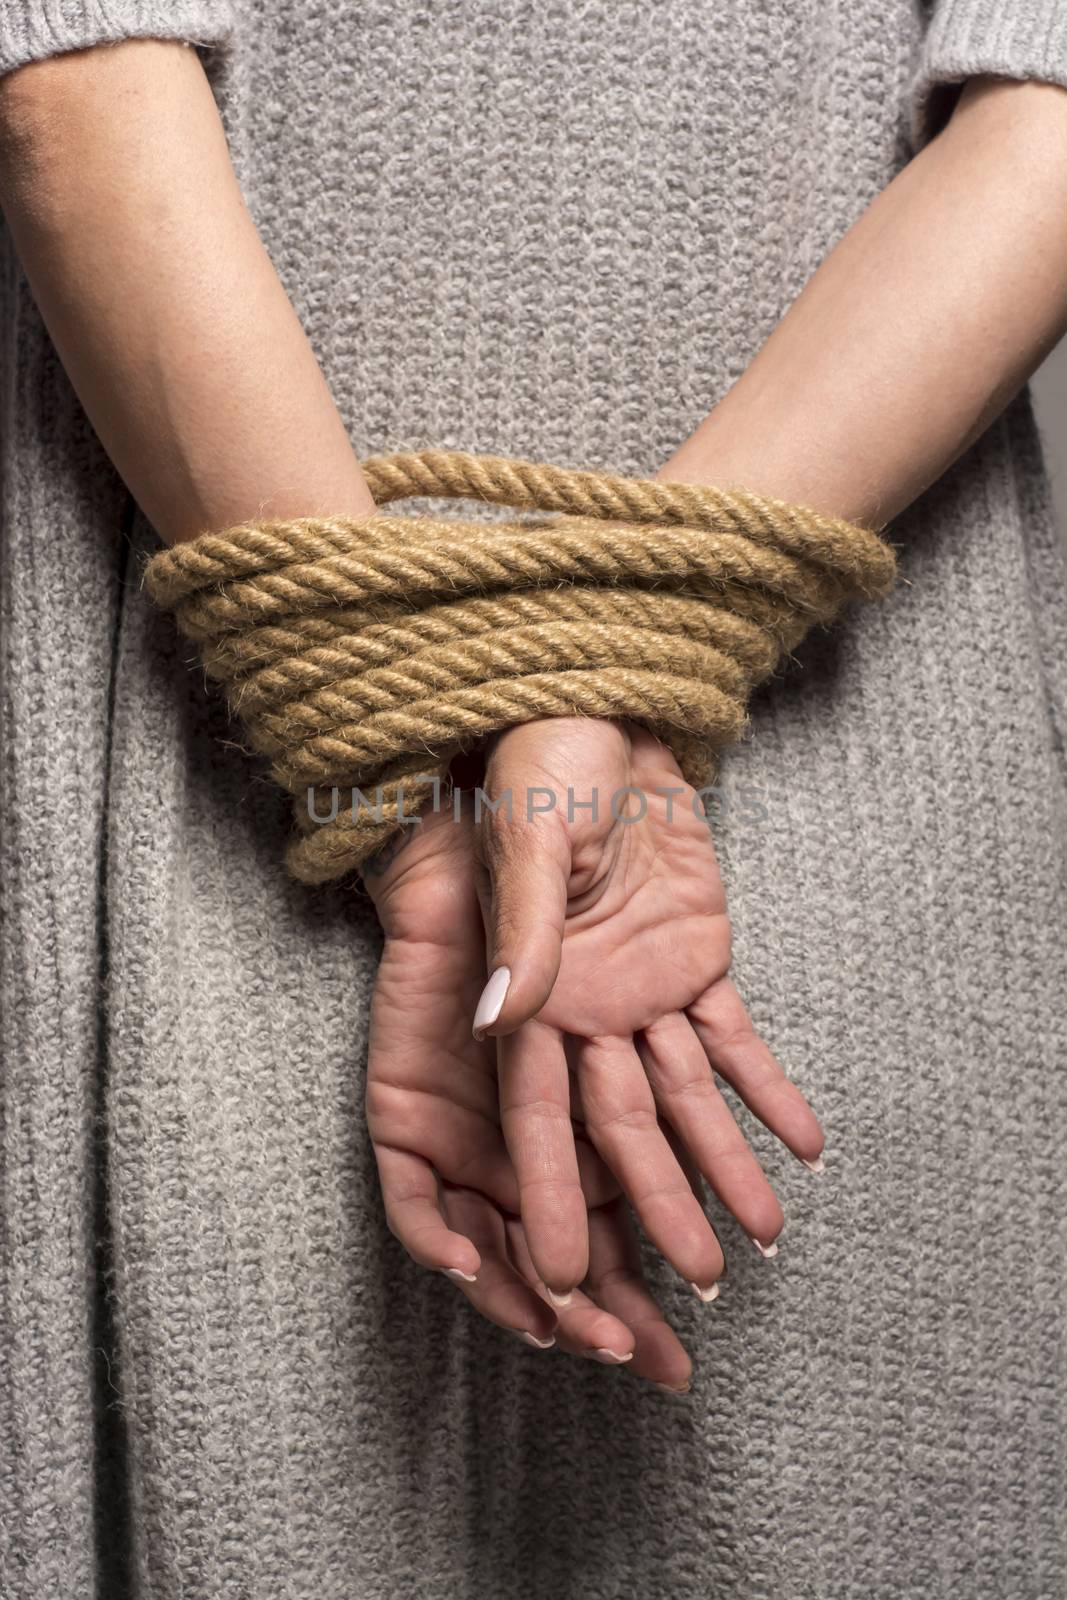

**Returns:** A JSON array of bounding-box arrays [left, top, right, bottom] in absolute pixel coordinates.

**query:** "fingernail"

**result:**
[[472, 966, 511, 1040], [546, 1288, 574, 1309], [443, 1267, 478, 1283], [688, 1280, 720, 1303], [802, 1155, 826, 1175], [652, 1381, 691, 1395], [592, 1348, 633, 1364], [749, 1236, 779, 1258], [519, 1331, 556, 1349]]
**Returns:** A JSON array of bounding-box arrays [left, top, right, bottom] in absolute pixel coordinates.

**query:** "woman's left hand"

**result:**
[[469, 717, 825, 1306]]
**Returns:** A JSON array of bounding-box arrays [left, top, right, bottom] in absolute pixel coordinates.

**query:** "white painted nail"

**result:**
[[472, 966, 511, 1040], [593, 1348, 633, 1364], [519, 1331, 556, 1349], [688, 1280, 720, 1303], [546, 1287, 574, 1309], [803, 1155, 826, 1175], [443, 1267, 478, 1283], [749, 1236, 779, 1258]]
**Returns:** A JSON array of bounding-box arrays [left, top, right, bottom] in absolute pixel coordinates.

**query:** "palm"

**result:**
[[481, 719, 823, 1301], [363, 799, 693, 1385], [536, 755, 731, 1040]]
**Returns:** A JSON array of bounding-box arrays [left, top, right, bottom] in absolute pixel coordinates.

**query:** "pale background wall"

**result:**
[[1031, 343, 1067, 546]]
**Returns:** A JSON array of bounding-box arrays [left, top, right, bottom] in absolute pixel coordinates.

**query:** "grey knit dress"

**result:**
[[2, 3, 1067, 1597]]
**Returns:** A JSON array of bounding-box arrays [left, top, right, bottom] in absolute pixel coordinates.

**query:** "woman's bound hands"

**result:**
[[361, 771, 698, 1388], [363, 715, 825, 1385]]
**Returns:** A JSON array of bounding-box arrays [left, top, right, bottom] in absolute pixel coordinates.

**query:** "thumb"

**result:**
[[472, 802, 571, 1040]]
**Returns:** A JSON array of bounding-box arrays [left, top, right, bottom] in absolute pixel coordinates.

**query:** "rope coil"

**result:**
[[145, 449, 896, 884]]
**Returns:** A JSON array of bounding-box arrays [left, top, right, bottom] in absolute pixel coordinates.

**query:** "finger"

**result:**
[[366, 1071, 522, 1215], [573, 1131, 622, 1210], [687, 975, 825, 1171], [373, 1144, 481, 1280], [505, 1178, 698, 1390], [567, 1054, 628, 1210], [583, 1198, 695, 1393], [440, 1185, 558, 1347], [503, 1216, 634, 1366], [639, 1012, 786, 1252], [660, 1119, 707, 1204], [498, 1019, 588, 1299], [577, 1035, 724, 1294], [471, 771, 571, 1038]]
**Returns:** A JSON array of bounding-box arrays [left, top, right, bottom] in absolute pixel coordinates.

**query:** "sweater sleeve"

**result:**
[[909, 1, 1067, 149], [0, 1, 235, 81]]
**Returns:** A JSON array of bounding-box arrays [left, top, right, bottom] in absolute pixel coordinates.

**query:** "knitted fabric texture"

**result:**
[[145, 449, 896, 883]]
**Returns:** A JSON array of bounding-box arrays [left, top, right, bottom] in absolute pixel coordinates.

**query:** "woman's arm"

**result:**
[[4, 58, 1063, 548], [475, 76, 1067, 1040], [0, 37, 375, 544], [659, 76, 1067, 530], [449, 75, 1067, 1324], [470, 75, 1067, 1041]]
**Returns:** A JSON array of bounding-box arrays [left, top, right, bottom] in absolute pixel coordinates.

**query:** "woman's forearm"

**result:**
[[660, 76, 1067, 530], [0, 38, 375, 544]]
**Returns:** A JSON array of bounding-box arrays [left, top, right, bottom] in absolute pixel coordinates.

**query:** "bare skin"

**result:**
[[0, 39, 376, 539], [4, 42, 1067, 1380], [364, 722, 822, 1391]]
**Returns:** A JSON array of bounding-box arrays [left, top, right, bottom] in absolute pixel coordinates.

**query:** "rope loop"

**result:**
[[145, 449, 896, 883]]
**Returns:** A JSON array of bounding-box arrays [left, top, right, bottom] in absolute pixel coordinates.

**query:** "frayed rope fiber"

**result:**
[[144, 449, 896, 884]]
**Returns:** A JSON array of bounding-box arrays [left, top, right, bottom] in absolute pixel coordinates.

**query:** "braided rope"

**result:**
[[210, 589, 790, 714], [145, 450, 896, 884]]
